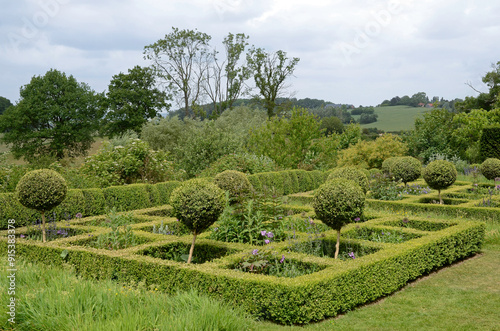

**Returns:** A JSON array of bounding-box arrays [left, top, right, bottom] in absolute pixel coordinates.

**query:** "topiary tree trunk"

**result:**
[[187, 232, 198, 264], [41, 211, 47, 243], [334, 230, 341, 259]]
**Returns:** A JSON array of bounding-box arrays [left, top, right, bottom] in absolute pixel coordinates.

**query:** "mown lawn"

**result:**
[[352, 105, 428, 132]]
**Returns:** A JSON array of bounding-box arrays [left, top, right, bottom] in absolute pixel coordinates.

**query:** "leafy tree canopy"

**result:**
[[0, 96, 13, 115], [102, 65, 169, 137], [0, 69, 103, 162]]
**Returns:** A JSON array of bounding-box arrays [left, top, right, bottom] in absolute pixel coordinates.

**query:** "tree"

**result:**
[[16, 169, 67, 243], [246, 47, 300, 118], [457, 61, 500, 112], [144, 27, 212, 117], [0, 69, 103, 162], [0, 96, 13, 115], [204, 33, 251, 117], [103, 66, 169, 137]]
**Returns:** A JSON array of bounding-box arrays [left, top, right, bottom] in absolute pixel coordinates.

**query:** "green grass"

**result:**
[[352, 105, 428, 132]]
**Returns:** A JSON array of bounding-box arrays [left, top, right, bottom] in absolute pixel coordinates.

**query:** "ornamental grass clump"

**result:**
[[170, 179, 226, 263], [313, 178, 365, 259], [15, 169, 67, 242], [390, 156, 422, 187], [479, 158, 500, 181], [214, 170, 253, 203], [422, 160, 457, 205], [327, 166, 369, 194]]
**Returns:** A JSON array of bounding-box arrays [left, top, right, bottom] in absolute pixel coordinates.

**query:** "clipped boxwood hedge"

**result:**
[[0, 209, 485, 325]]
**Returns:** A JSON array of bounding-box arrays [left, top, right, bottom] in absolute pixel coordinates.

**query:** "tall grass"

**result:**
[[0, 260, 257, 331]]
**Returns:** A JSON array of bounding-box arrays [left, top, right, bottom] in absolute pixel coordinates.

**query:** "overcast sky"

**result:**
[[1, 0, 500, 107]]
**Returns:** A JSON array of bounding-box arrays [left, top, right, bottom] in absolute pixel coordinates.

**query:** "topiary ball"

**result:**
[[422, 160, 457, 191], [391, 156, 422, 185], [480, 158, 500, 181], [214, 170, 253, 200], [313, 178, 365, 231], [327, 167, 369, 193], [16, 169, 67, 212], [170, 178, 226, 234], [381, 157, 398, 175]]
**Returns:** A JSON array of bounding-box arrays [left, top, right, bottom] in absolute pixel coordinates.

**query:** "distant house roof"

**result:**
[[418, 102, 425, 107]]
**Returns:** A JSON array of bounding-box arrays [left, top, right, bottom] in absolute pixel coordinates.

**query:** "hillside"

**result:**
[[352, 105, 429, 132]]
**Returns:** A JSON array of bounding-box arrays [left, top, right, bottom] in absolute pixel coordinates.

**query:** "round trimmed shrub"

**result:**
[[381, 157, 398, 175], [327, 167, 369, 193], [422, 160, 457, 204], [15, 169, 68, 242], [391, 156, 422, 186], [480, 158, 500, 181], [313, 178, 365, 259], [213, 170, 253, 201], [170, 178, 226, 263]]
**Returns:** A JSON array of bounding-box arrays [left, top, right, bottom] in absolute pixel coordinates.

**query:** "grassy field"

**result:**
[[352, 105, 429, 132]]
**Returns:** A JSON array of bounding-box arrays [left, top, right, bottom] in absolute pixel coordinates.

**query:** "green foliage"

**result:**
[[327, 166, 369, 193], [0, 96, 13, 115], [405, 108, 455, 162], [16, 169, 67, 212], [247, 107, 323, 169], [170, 179, 226, 235], [390, 156, 422, 185], [368, 173, 403, 201], [82, 139, 184, 187], [102, 65, 169, 137], [480, 158, 500, 181], [199, 153, 278, 177], [213, 170, 253, 201], [338, 134, 408, 169], [246, 47, 300, 118], [319, 116, 344, 136], [480, 125, 500, 161], [456, 61, 500, 112], [0, 69, 103, 162], [422, 160, 458, 191], [313, 178, 365, 231]]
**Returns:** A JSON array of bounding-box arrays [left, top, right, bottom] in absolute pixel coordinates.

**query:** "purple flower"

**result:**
[[278, 216, 283, 220], [381, 232, 385, 235], [261, 230, 267, 237], [280, 255, 285, 263], [402, 218, 409, 224], [474, 184, 478, 187], [75, 213, 83, 219], [20, 234, 25, 238], [57, 230, 62, 235], [264, 239, 270, 244], [252, 249, 259, 255], [266, 232, 274, 238], [348, 252, 355, 259], [496, 185, 500, 191], [354, 217, 361, 222]]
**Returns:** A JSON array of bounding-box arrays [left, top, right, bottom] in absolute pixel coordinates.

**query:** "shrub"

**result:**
[[479, 125, 500, 161], [170, 179, 226, 263], [337, 133, 408, 169], [213, 170, 253, 202], [422, 160, 457, 204], [15, 169, 68, 242], [200, 153, 278, 177], [391, 156, 422, 186], [327, 167, 369, 193], [479, 158, 500, 181], [312, 178, 365, 258], [381, 157, 398, 175]]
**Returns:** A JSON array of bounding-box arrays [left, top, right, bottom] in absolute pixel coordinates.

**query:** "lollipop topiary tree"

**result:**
[[15, 169, 68, 242], [327, 166, 369, 194], [214, 170, 253, 203], [422, 160, 457, 205], [391, 156, 422, 187], [170, 179, 226, 263], [313, 178, 365, 259], [479, 158, 500, 182]]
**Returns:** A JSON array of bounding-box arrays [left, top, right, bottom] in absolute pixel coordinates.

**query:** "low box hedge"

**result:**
[[0, 210, 485, 325]]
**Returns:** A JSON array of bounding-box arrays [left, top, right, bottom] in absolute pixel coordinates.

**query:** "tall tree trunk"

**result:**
[[187, 232, 197, 264], [334, 230, 341, 259], [41, 210, 47, 243], [438, 189, 443, 205]]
